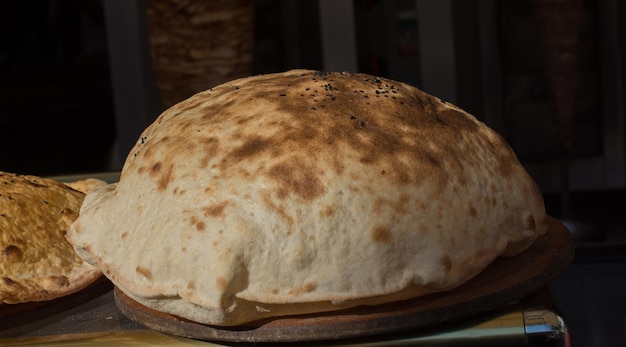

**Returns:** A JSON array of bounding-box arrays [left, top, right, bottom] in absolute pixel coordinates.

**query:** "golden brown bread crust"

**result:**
[[65, 178, 108, 194], [67, 70, 548, 325], [0, 172, 101, 304]]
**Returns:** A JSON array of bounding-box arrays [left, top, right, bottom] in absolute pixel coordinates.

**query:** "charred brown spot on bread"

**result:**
[[60, 207, 78, 219], [216, 276, 228, 291], [468, 203, 477, 218], [2, 245, 22, 261], [288, 282, 317, 296], [3, 277, 16, 286], [320, 205, 334, 217], [376, 195, 410, 214], [268, 161, 325, 201], [198, 137, 219, 163], [231, 136, 273, 159], [157, 168, 174, 191], [189, 216, 206, 231], [371, 226, 392, 243], [150, 163, 173, 191], [203, 202, 227, 218], [46, 275, 70, 288], [136, 266, 153, 280], [151, 162, 162, 175], [25, 179, 46, 188], [142, 146, 155, 161], [198, 156, 210, 169]]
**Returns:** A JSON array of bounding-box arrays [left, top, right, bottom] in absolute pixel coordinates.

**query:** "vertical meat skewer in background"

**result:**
[[532, 0, 594, 238]]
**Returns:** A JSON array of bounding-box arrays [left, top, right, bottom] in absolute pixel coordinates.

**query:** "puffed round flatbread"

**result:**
[[67, 70, 548, 326], [0, 172, 102, 304]]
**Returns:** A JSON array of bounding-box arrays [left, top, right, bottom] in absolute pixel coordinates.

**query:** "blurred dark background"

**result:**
[[0, 0, 625, 345], [0, 0, 115, 176]]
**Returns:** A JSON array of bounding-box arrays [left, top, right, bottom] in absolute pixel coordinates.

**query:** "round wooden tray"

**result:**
[[114, 216, 574, 343]]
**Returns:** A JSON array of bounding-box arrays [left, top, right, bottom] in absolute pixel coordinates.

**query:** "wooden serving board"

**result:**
[[115, 216, 574, 343]]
